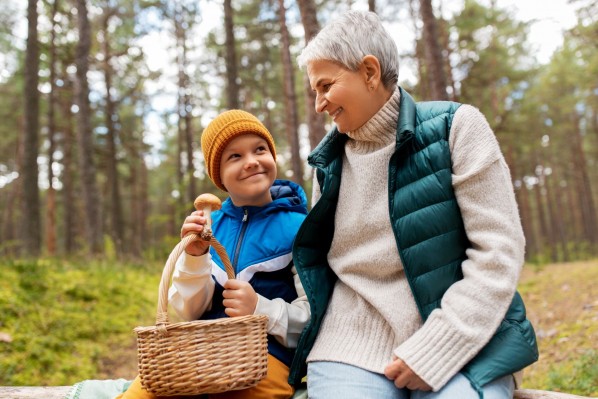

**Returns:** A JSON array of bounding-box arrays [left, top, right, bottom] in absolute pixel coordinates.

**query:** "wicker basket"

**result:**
[[134, 233, 269, 396]]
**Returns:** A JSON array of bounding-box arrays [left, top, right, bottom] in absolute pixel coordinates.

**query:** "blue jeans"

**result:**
[[307, 361, 514, 399]]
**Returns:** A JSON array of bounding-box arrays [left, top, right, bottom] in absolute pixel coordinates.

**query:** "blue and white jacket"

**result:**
[[169, 179, 310, 367]]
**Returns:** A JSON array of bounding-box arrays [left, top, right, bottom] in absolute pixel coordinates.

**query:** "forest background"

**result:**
[[0, 0, 596, 396]]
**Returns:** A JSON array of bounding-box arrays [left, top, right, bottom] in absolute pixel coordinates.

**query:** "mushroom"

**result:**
[[193, 193, 222, 240]]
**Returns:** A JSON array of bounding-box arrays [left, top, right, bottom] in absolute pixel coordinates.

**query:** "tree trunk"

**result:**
[[548, 163, 569, 261], [408, 0, 429, 100], [435, 10, 457, 101], [296, 0, 326, 151], [368, 0, 376, 13], [277, 0, 303, 184], [543, 153, 568, 262], [1, 119, 23, 257], [184, 96, 195, 205], [570, 113, 598, 246], [517, 179, 536, 259], [22, 0, 41, 256], [173, 4, 195, 210], [531, 154, 548, 259], [124, 138, 147, 258], [44, 0, 60, 256], [75, 0, 103, 254], [224, 0, 239, 109], [60, 76, 79, 254], [507, 145, 536, 258], [101, 9, 125, 254], [419, 0, 448, 100]]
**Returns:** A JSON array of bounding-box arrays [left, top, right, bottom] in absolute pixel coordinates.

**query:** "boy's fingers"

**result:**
[[223, 279, 242, 290]]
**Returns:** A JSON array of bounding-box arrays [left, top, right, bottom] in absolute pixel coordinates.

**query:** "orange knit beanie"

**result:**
[[201, 110, 276, 191]]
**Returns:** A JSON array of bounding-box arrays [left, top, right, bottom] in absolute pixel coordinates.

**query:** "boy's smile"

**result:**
[[219, 134, 277, 207]]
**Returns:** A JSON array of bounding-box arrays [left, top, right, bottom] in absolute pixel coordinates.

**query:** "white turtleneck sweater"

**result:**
[[306, 89, 525, 391]]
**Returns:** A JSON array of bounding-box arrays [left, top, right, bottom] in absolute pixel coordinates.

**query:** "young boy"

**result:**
[[117, 110, 310, 399]]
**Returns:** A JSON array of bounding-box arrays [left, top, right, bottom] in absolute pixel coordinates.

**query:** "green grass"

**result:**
[[0, 258, 161, 385]]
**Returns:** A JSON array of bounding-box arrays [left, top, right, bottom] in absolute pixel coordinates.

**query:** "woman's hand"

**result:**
[[180, 210, 211, 256], [222, 280, 258, 317], [384, 356, 432, 391]]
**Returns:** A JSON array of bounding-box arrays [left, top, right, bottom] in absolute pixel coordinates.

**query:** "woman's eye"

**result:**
[[323, 83, 332, 92]]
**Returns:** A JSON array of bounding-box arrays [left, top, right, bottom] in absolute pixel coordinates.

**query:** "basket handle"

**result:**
[[155, 195, 234, 326]]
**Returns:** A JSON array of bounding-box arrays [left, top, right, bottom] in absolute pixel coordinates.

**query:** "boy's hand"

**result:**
[[181, 211, 211, 256], [222, 280, 258, 317], [384, 356, 432, 391]]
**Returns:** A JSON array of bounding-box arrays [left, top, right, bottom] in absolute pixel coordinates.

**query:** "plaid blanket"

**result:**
[[65, 379, 132, 399]]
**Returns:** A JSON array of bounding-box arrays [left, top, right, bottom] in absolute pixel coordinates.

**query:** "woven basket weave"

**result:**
[[135, 233, 269, 396]]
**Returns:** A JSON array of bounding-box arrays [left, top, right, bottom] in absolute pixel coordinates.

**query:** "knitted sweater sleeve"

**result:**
[[393, 104, 526, 390]]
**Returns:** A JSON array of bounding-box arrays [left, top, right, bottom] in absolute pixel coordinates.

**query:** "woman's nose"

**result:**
[[315, 93, 326, 113]]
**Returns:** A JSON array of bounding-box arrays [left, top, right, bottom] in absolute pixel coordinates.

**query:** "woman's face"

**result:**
[[307, 59, 379, 133]]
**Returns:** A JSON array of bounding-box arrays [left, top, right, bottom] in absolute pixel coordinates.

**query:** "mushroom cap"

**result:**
[[194, 193, 222, 211]]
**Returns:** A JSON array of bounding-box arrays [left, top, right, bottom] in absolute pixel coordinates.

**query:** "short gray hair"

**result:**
[[297, 10, 399, 90]]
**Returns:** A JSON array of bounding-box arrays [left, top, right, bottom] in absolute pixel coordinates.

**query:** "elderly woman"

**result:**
[[289, 10, 538, 399]]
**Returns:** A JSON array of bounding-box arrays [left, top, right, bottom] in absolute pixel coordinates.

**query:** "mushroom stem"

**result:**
[[202, 205, 213, 239], [193, 193, 222, 241]]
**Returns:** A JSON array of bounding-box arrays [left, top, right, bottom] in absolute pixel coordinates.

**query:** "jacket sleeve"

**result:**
[[394, 104, 525, 390], [253, 265, 311, 348], [168, 252, 215, 321]]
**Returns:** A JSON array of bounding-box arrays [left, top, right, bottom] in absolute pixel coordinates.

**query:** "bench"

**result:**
[[0, 386, 594, 399]]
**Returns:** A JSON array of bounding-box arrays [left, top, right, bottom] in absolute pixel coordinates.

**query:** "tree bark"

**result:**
[[224, 0, 239, 109], [368, 0, 376, 13], [59, 76, 79, 254], [75, 0, 104, 254], [1, 119, 23, 257], [531, 155, 548, 259], [101, 8, 125, 254], [569, 113, 598, 246], [296, 0, 326, 151], [173, 4, 196, 209], [45, 0, 60, 256], [419, 0, 448, 100], [277, 0, 303, 184], [22, 0, 41, 256]]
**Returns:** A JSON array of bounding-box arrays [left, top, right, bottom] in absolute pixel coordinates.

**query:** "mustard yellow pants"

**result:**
[[115, 354, 294, 399]]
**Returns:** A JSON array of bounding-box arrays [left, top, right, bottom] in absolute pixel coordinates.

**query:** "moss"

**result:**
[[0, 258, 160, 385]]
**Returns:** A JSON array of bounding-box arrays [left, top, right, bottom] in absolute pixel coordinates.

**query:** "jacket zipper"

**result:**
[[231, 208, 249, 274]]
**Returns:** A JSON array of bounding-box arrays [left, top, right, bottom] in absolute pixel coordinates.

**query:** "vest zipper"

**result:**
[[231, 208, 249, 274]]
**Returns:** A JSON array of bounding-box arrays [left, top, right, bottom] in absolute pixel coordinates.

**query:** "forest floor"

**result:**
[[516, 260, 597, 394], [95, 260, 598, 395]]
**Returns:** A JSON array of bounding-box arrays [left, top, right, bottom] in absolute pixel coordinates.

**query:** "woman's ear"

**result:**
[[361, 55, 382, 88]]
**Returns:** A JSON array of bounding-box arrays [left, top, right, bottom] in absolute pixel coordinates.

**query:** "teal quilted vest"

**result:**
[[290, 88, 538, 396]]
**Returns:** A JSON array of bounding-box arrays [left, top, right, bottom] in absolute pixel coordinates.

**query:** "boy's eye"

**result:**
[[227, 153, 240, 160], [256, 145, 267, 153]]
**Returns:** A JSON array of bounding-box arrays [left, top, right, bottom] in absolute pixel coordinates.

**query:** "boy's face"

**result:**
[[220, 134, 276, 207]]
